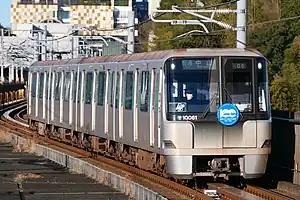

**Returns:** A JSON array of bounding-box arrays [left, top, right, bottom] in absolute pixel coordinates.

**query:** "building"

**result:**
[[9, 0, 146, 60]]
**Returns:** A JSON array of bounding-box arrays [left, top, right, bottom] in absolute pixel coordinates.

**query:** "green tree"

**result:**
[[270, 36, 300, 111]]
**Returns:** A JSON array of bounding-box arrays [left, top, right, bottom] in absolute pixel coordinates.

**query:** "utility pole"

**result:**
[[236, 0, 247, 48], [127, 10, 135, 54]]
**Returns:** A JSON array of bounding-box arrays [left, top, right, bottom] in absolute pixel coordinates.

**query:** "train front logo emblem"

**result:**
[[217, 103, 240, 126]]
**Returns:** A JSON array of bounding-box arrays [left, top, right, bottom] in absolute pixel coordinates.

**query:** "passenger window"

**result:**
[[31, 72, 37, 97], [45, 72, 48, 99], [124, 71, 134, 110], [39, 72, 44, 98], [115, 72, 120, 108], [77, 72, 82, 103], [97, 72, 106, 106], [139, 71, 150, 112], [73, 72, 77, 103], [55, 72, 61, 101], [109, 71, 115, 107], [64, 72, 71, 102], [85, 72, 93, 104], [155, 70, 160, 112]]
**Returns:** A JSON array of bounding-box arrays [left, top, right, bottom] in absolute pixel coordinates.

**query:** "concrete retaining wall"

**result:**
[[0, 130, 167, 200]]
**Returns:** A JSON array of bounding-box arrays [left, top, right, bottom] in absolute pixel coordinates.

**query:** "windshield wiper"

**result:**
[[200, 92, 218, 119], [223, 87, 244, 120]]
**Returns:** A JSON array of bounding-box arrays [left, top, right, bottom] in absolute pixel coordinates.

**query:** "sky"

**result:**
[[0, 0, 12, 27]]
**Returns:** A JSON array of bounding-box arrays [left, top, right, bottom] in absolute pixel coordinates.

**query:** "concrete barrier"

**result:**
[[0, 130, 167, 200], [294, 112, 300, 185]]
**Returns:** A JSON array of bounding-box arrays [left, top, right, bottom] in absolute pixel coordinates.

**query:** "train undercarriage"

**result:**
[[29, 119, 252, 189]]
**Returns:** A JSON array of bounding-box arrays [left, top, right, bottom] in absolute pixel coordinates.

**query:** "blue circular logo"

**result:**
[[217, 103, 240, 126]]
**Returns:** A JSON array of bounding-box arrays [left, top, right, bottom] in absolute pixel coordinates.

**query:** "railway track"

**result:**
[[0, 103, 298, 200]]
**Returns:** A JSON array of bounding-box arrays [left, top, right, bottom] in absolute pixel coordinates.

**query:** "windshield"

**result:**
[[166, 57, 219, 114], [222, 58, 253, 112]]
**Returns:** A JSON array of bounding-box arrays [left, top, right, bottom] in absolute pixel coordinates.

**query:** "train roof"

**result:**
[[31, 48, 263, 67]]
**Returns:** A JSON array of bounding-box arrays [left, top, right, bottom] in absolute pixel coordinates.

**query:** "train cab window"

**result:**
[[115, 72, 120, 108], [97, 72, 106, 106], [55, 72, 61, 101], [85, 72, 93, 104], [109, 71, 115, 107], [139, 71, 150, 112], [166, 58, 219, 114], [31, 72, 37, 97], [124, 71, 134, 110], [257, 58, 268, 112], [73, 72, 77, 103], [64, 72, 71, 102], [223, 58, 253, 112], [39, 72, 44, 98]]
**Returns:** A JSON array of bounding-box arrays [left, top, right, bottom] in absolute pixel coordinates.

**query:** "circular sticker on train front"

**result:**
[[217, 103, 240, 126]]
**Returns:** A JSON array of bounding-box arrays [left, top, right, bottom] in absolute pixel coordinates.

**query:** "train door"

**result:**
[[84, 71, 93, 133], [35, 72, 39, 117], [69, 70, 74, 126], [60, 71, 64, 124], [133, 69, 139, 143], [46, 68, 52, 124], [109, 71, 115, 140], [157, 68, 163, 148], [28, 71, 32, 116], [50, 71, 55, 122], [42, 71, 47, 121], [79, 71, 85, 130], [149, 69, 156, 147], [91, 70, 97, 132], [115, 70, 124, 140], [73, 69, 79, 131]]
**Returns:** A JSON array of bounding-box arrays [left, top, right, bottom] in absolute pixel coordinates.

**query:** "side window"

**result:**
[[45, 72, 48, 99], [77, 72, 82, 103], [85, 72, 93, 104], [155, 70, 160, 112], [139, 71, 150, 112], [124, 71, 134, 110], [39, 72, 44, 98], [109, 71, 115, 107], [55, 72, 61, 100], [64, 72, 71, 102], [31, 72, 37, 97], [115, 72, 120, 108], [73, 72, 77, 103], [97, 72, 106, 106]]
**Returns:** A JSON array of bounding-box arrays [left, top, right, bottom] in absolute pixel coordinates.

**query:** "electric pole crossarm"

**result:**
[[152, 8, 237, 14], [172, 6, 236, 30]]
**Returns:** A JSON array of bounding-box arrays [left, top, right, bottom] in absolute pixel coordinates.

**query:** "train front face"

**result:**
[[162, 54, 271, 180]]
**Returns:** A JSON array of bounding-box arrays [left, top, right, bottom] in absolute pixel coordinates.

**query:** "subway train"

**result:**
[[27, 48, 272, 183]]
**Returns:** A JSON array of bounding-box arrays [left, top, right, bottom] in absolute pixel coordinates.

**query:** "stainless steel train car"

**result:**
[[27, 48, 272, 182]]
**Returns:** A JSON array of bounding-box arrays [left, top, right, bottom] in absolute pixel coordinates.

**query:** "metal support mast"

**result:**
[[237, 0, 247, 48], [127, 10, 135, 54]]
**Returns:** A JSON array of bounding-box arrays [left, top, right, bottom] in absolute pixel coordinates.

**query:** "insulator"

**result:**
[[215, 21, 234, 30], [214, 9, 237, 14]]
